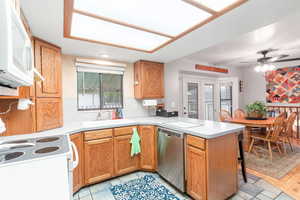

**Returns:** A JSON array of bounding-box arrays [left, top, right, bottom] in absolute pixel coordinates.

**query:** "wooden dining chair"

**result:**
[[234, 109, 246, 119], [248, 115, 285, 161], [281, 112, 297, 153], [219, 109, 232, 122]]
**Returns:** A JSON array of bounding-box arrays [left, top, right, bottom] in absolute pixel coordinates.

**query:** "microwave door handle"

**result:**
[[70, 142, 79, 170]]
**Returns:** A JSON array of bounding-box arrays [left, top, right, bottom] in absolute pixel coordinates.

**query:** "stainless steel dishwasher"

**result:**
[[157, 127, 185, 192]]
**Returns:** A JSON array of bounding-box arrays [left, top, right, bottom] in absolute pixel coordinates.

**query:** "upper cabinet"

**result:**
[[34, 38, 62, 98], [134, 60, 164, 99]]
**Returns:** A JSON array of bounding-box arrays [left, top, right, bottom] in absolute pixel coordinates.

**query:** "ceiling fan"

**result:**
[[241, 49, 300, 72]]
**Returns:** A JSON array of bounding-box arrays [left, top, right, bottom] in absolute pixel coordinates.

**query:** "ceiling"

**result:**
[[65, 0, 246, 53], [21, 0, 300, 63], [185, 11, 300, 68]]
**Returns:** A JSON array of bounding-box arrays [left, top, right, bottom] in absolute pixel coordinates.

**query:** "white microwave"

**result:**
[[0, 0, 34, 88]]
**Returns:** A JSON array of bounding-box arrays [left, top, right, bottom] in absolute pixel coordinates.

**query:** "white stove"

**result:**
[[0, 135, 78, 200]]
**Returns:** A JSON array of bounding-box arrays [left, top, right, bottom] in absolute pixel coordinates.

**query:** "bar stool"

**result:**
[[238, 132, 247, 183]]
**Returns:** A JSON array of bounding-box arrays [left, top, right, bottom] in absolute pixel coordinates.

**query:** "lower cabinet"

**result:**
[[84, 137, 114, 184], [186, 134, 238, 200], [139, 126, 157, 170], [114, 134, 140, 176], [71, 126, 159, 193], [70, 133, 84, 193], [186, 145, 207, 200]]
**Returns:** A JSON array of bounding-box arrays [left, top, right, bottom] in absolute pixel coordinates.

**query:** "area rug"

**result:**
[[245, 145, 300, 179], [110, 175, 179, 200]]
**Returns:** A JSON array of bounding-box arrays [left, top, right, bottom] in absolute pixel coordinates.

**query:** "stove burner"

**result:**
[[5, 152, 24, 161], [10, 145, 34, 149], [3, 140, 29, 144], [35, 146, 59, 154], [37, 137, 59, 143]]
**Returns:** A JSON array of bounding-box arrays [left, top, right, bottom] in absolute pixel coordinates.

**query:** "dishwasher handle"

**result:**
[[158, 127, 184, 138]]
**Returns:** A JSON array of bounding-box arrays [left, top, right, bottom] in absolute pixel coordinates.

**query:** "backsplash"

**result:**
[[63, 97, 152, 124]]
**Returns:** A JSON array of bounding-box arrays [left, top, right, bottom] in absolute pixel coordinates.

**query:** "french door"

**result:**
[[182, 79, 217, 120], [182, 77, 236, 120]]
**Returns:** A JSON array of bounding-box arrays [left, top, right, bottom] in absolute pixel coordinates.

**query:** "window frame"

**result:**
[[77, 71, 124, 111]]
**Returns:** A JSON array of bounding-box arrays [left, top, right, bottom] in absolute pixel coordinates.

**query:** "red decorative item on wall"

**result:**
[[265, 66, 300, 103]]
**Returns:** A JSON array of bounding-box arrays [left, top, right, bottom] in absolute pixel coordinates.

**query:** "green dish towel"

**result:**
[[130, 127, 141, 156]]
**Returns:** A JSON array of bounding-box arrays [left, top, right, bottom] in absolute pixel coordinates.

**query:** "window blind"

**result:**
[[76, 62, 125, 75]]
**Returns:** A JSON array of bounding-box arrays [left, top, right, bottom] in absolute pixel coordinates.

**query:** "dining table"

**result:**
[[227, 117, 275, 151]]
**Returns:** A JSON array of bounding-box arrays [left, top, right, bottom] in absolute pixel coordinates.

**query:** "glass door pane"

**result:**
[[204, 84, 214, 120], [187, 82, 198, 119], [220, 84, 233, 115]]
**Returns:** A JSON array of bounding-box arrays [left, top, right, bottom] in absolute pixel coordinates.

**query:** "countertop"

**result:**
[[0, 117, 244, 141]]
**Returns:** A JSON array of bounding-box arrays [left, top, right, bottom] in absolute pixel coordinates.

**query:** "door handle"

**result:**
[[70, 142, 79, 170]]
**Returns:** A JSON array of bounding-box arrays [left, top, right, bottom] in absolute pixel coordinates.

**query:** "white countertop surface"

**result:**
[[0, 117, 244, 141]]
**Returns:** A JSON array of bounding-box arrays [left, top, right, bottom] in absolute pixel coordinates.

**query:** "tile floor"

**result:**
[[73, 171, 295, 200]]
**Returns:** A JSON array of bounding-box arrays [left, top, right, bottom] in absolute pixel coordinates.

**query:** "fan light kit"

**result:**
[[241, 48, 300, 73], [254, 63, 275, 72]]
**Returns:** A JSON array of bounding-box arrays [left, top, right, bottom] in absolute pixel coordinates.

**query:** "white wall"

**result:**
[[240, 60, 300, 108], [61, 55, 150, 124], [240, 67, 266, 108], [164, 58, 244, 113]]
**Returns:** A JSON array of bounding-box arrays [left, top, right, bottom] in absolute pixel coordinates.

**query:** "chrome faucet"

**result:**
[[96, 112, 102, 121]]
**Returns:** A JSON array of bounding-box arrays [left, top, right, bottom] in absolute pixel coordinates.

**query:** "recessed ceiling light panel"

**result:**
[[65, 0, 247, 52], [70, 13, 170, 51], [74, 0, 212, 37], [191, 0, 240, 11]]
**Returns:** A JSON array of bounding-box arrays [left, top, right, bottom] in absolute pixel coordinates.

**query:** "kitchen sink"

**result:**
[[82, 119, 136, 127]]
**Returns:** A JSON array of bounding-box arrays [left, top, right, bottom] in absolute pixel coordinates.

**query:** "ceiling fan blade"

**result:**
[[240, 61, 256, 64], [267, 54, 289, 62], [273, 58, 300, 63]]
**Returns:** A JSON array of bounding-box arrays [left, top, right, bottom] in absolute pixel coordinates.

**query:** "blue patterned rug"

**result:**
[[110, 175, 180, 200]]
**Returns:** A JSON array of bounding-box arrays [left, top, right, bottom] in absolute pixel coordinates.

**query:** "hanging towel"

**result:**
[[130, 127, 141, 156]]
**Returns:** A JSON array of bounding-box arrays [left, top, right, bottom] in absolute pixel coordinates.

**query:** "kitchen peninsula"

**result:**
[[0, 117, 244, 200]]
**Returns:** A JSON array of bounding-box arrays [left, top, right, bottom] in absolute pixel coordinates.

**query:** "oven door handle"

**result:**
[[70, 142, 79, 170]]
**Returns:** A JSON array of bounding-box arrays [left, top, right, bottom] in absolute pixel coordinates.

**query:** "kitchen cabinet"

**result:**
[[33, 38, 63, 132], [139, 126, 157, 171], [35, 98, 63, 132], [84, 129, 114, 185], [134, 60, 164, 99], [70, 133, 84, 193], [186, 134, 238, 200], [186, 145, 207, 200], [0, 99, 36, 136], [34, 38, 62, 98], [114, 126, 140, 176]]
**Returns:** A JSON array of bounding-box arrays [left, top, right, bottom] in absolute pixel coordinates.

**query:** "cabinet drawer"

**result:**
[[114, 126, 137, 137], [84, 129, 113, 141], [187, 135, 206, 150]]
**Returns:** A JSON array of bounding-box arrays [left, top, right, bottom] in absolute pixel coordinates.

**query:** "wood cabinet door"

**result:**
[[34, 39, 61, 98], [36, 98, 63, 131], [141, 61, 164, 98], [0, 99, 36, 136], [70, 133, 84, 193], [186, 145, 207, 200], [139, 126, 157, 171], [84, 138, 114, 184], [114, 135, 140, 176]]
